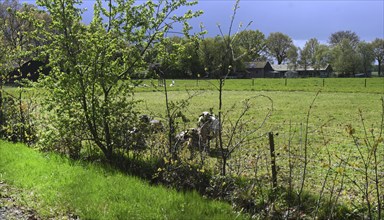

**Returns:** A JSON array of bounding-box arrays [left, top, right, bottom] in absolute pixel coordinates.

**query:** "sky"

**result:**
[[184, 0, 384, 48], [22, 0, 384, 48]]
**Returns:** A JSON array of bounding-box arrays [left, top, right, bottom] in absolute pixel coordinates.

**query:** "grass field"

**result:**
[[136, 86, 382, 145], [135, 78, 383, 140], [0, 141, 245, 219], [1, 77, 383, 218], [134, 77, 384, 93], [134, 78, 383, 217]]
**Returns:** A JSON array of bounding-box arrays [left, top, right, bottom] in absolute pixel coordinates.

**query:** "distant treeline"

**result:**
[[1, 0, 383, 80]]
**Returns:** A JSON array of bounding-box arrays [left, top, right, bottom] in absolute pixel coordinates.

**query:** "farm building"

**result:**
[[244, 61, 274, 78], [245, 61, 333, 78], [7, 60, 50, 84]]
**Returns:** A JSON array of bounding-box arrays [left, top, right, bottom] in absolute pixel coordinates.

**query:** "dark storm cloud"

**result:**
[[22, 0, 384, 48], [188, 0, 384, 46]]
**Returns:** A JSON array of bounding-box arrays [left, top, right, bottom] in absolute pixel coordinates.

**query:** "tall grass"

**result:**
[[0, 141, 245, 219]]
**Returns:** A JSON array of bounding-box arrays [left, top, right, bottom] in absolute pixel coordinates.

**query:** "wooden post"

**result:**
[[365, 78, 367, 88], [285, 78, 287, 86], [268, 132, 278, 191], [252, 79, 255, 86], [323, 79, 325, 87]]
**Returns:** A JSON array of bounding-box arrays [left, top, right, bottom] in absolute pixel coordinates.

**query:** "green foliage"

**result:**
[[328, 31, 377, 75], [314, 44, 332, 71], [332, 38, 361, 75], [0, 89, 37, 145], [357, 41, 375, 74], [286, 45, 298, 68], [266, 32, 295, 64], [300, 38, 320, 69], [329, 30, 360, 48], [371, 38, 384, 76], [0, 1, 47, 148], [35, 0, 202, 159], [153, 36, 204, 79], [154, 157, 211, 193], [199, 36, 228, 77], [0, 0, 48, 70], [236, 29, 266, 62], [205, 175, 237, 201]]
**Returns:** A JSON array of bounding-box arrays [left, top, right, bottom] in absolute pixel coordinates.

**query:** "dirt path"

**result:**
[[0, 181, 40, 220], [0, 181, 80, 220]]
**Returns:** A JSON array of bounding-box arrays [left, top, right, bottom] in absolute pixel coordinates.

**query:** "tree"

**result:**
[[36, 0, 201, 160], [329, 30, 360, 48], [0, 0, 49, 66], [357, 41, 374, 75], [266, 32, 294, 64], [287, 45, 298, 70], [299, 38, 320, 76], [199, 37, 217, 77], [199, 36, 231, 78], [179, 37, 203, 78], [0, 0, 47, 142], [371, 38, 384, 76], [300, 38, 320, 66], [332, 38, 360, 76], [314, 44, 332, 71], [236, 29, 266, 62], [161, 36, 203, 78]]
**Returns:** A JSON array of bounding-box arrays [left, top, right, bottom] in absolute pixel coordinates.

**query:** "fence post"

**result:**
[[252, 79, 255, 86], [268, 132, 278, 191], [285, 78, 287, 86], [365, 78, 367, 88], [323, 79, 325, 87]]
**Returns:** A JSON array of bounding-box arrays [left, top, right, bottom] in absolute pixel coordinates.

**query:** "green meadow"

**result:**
[[136, 78, 383, 214], [136, 78, 382, 135], [1, 77, 383, 219], [135, 77, 384, 93]]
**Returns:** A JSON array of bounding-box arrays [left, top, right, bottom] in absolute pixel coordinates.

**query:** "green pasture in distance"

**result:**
[[135, 87, 383, 211], [134, 78, 384, 93], [3, 77, 383, 94], [136, 90, 382, 127], [136, 89, 383, 158]]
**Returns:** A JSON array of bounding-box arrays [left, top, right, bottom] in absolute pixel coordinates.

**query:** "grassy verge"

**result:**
[[0, 141, 245, 219]]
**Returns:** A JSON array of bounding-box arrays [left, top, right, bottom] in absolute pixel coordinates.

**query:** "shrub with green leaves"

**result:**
[[0, 91, 37, 145], [35, 0, 202, 160]]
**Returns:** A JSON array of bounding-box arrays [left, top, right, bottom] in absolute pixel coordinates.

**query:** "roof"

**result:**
[[245, 61, 268, 69], [272, 64, 331, 72], [271, 64, 289, 71], [246, 61, 331, 72]]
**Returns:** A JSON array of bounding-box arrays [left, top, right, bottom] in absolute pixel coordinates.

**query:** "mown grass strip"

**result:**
[[0, 141, 245, 219]]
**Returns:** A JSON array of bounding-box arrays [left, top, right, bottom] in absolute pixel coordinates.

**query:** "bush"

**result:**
[[153, 157, 210, 193], [0, 91, 37, 145]]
